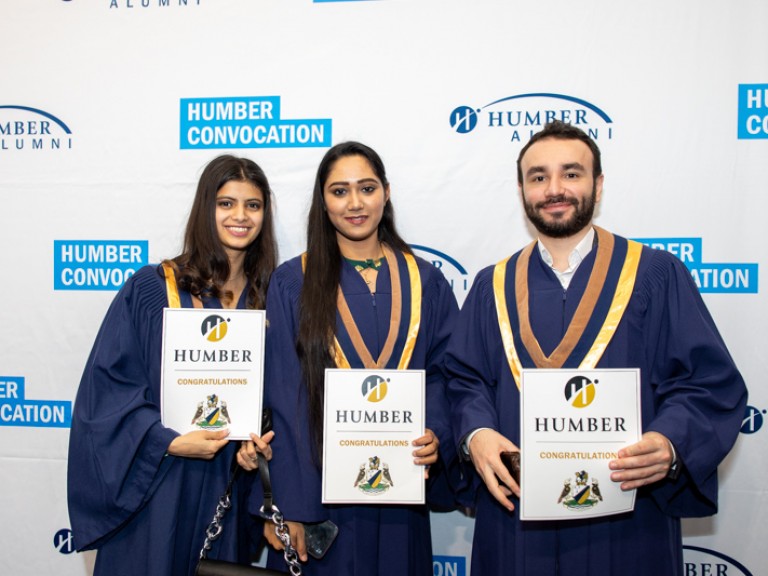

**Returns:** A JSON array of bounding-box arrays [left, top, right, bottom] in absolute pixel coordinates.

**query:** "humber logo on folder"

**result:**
[[361, 374, 388, 403], [565, 375, 597, 409], [202, 315, 229, 342]]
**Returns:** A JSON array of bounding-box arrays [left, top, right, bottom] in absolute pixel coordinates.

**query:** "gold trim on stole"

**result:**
[[493, 228, 642, 389], [162, 262, 181, 309], [302, 249, 422, 370], [336, 245, 403, 369], [162, 262, 204, 309], [516, 229, 614, 368], [580, 239, 642, 368], [397, 252, 422, 370], [493, 255, 522, 387]]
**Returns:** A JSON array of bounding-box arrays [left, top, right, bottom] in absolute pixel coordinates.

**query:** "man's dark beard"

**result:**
[[523, 187, 596, 239]]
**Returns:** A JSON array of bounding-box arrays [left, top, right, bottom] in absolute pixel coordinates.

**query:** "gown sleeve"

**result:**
[[639, 249, 748, 517], [67, 266, 179, 550], [443, 266, 506, 503], [445, 267, 504, 445], [417, 260, 461, 509]]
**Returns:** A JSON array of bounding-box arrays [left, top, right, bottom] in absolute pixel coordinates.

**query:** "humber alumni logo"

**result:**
[[683, 545, 753, 576], [411, 244, 470, 306], [0, 105, 73, 152], [449, 92, 613, 143], [98, 0, 203, 10]]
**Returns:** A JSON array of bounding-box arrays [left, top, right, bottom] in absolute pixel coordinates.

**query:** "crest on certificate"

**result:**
[[353, 455, 394, 495], [190, 393, 231, 429], [557, 470, 603, 511]]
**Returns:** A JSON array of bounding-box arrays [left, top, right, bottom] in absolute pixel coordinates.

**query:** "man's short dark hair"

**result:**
[[516, 120, 603, 184]]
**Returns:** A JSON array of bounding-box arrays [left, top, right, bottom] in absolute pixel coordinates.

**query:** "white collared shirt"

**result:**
[[537, 227, 596, 289]]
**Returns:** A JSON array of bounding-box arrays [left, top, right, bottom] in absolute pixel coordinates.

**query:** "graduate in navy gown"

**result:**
[[250, 141, 459, 574], [67, 155, 278, 576], [445, 121, 748, 576]]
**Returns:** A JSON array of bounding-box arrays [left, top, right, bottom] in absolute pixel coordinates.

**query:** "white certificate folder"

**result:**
[[322, 368, 425, 504], [519, 368, 641, 521], [161, 307, 266, 441]]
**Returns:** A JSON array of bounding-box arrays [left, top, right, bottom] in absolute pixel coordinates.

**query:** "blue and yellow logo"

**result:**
[[564, 375, 597, 409], [201, 315, 229, 342], [361, 374, 388, 403]]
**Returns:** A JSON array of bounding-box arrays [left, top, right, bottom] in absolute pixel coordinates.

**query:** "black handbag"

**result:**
[[196, 558, 286, 576], [195, 450, 302, 576]]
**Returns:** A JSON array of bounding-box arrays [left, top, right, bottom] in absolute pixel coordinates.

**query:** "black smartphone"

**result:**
[[500, 451, 521, 484], [303, 520, 339, 559], [261, 407, 273, 435]]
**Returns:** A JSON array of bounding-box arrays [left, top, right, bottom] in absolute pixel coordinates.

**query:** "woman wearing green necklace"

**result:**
[[251, 141, 460, 575], [344, 255, 384, 286]]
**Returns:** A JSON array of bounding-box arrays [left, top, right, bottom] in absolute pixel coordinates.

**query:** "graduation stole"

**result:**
[[302, 244, 422, 370], [162, 262, 182, 308], [493, 227, 642, 389], [161, 262, 203, 309]]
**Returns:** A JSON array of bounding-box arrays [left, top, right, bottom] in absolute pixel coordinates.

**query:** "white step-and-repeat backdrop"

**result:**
[[1, 1, 765, 574]]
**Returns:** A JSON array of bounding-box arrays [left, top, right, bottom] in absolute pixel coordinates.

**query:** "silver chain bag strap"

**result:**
[[196, 408, 302, 576]]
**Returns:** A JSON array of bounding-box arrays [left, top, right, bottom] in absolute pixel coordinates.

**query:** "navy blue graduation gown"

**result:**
[[254, 252, 459, 575], [445, 234, 747, 576], [67, 265, 257, 576]]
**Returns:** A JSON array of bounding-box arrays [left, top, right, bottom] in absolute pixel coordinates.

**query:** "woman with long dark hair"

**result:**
[[67, 155, 277, 576], [254, 142, 459, 574]]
